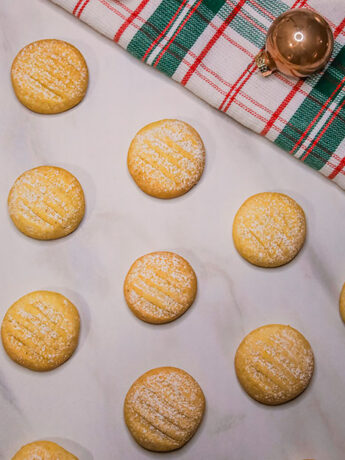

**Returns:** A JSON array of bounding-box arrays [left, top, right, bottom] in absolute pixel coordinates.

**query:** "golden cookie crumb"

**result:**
[[12, 440, 78, 459], [11, 39, 88, 114], [124, 251, 197, 324], [233, 192, 306, 268], [124, 367, 205, 452], [1, 291, 80, 371], [127, 119, 205, 198], [8, 166, 85, 240], [235, 324, 314, 405]]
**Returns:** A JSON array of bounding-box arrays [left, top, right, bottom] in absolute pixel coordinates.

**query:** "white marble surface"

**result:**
[[1, 1, 345, 459]]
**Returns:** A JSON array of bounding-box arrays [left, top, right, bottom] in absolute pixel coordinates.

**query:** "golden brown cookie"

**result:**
[[124, 367, 205, 452], [124, 251, 197, 324], [127, 119, 205, 198], [233, 192, 306, 268], [339, 283, 345, 323], [1, 291, 80, 371], [11, 39, 88, 114], [12, 440, 78, 459], [8, 166, 85, 240], [235, 324, 314, 405]]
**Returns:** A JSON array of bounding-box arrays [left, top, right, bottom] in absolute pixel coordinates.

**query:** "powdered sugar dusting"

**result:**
[[128, 119, 205, 198], [125, 367, 205, 451], [13, 440, 77, 459], [8, 166, 84, 240], [125, 252, 196, 323], [233, 192, 306, 267], [11, 39, 88, 113], [236, 325, 314, 404], [2, 291, 80, 371]]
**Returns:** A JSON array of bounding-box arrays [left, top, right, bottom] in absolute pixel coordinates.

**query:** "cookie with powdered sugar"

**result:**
[[11, 39, 88, 114], [233, 192, 306, 268], [8, 166, 85, 240], [235, 324, 314, 405], [1, 290, 80, 371], [12, 440, 78, 459], [124, 367, 205, 451], [124, 251, 197, 324], [127, 119, 205, 198]]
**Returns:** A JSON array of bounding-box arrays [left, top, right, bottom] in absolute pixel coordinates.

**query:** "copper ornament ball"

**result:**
[[256, 8, 334, 78]]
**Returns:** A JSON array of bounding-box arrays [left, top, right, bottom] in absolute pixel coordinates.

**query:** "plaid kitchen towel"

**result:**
[[48, 0, 345, 189]]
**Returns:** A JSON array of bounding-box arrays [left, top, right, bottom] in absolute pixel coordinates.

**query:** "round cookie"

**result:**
[[127, 119, 205, 198], [339, 283, 345, 323], [235, 324, 314, 405], [233, 192, 306, 268], [8, 166, 85, 240], [124, 251, 197, 324], [12, 440, 77, 459], [11, 39, 88, 114], [124, 367, 205, 452], [12, 440, 78, 459], [1, 290, 80, 371]]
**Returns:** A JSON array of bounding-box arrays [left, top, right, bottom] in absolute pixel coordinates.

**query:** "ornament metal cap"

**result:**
[[255, 50, 277, 77], [256, 8, 334, 78]]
